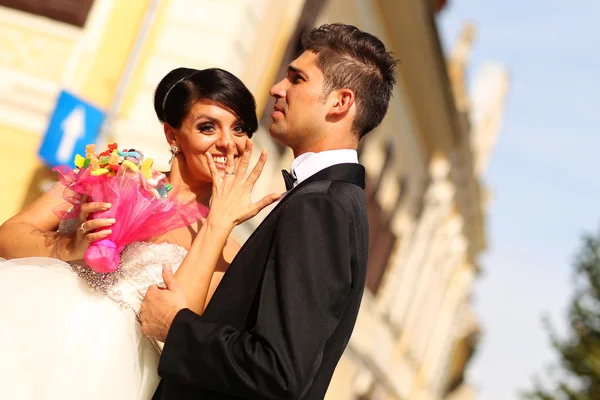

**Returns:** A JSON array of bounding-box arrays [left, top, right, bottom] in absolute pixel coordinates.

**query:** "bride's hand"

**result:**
[[72, 196, 115, 258], [206, 139, 281, 227]]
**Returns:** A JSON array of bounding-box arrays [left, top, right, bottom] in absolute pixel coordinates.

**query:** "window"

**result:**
[[365, 184, 398, 294], [0, 0, 95, 27], [365, 141, 399, 294]]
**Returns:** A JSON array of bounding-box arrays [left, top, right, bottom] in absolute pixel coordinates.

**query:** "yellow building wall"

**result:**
[[0, 6, 81, 223], [0, 125, 44, 222], [0, 1, 151, 223], [75, 0, 152, 110], [0, 0, 307, 224]]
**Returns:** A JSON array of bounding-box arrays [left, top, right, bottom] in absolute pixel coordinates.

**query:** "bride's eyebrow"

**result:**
[[193, 115, 219, 124]]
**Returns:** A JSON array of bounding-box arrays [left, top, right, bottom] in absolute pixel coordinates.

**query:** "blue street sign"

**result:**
[[39, 90, 105, 168]]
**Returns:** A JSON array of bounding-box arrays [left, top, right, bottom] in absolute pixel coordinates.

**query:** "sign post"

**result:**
[[39, 91, 105, 168]]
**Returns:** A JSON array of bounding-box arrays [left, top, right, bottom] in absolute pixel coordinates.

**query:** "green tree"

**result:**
[[523, 231, 600, 399]]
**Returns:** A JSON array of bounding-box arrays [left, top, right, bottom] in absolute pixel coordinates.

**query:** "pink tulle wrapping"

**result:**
[[85, 239, 120, 273], [53, 165, 207, 273]]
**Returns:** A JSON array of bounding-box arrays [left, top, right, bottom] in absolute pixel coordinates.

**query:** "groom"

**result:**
[[142, 23, 397, 399]]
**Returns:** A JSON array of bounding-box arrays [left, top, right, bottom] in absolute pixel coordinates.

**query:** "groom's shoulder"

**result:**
[[289, 179, 360, 201], [282, 179, 366, 218]]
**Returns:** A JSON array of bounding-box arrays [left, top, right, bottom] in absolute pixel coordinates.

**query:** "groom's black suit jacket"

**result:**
[[152, 163, 368, 400]]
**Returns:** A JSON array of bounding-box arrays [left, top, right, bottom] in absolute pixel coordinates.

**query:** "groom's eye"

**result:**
[[288, 71, 303, 84]]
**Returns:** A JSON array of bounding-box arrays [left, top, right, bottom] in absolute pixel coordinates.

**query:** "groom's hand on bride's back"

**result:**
[[140, 265, 187, 342]]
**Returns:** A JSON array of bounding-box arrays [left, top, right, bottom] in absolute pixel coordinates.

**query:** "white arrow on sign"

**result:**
[[57, 106, 86, 163]]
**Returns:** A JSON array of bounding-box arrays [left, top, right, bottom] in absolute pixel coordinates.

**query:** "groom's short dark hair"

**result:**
[[301, 23, 398, 138]]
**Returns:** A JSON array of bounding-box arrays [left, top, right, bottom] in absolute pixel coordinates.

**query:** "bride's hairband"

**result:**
[[161, 71, 198, 117]]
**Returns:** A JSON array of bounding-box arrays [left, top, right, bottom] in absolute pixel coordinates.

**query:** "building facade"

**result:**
[[0, 1, 509, 398]]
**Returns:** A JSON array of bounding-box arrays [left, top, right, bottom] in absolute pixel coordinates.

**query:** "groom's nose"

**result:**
[[269, 79, 286, 99]]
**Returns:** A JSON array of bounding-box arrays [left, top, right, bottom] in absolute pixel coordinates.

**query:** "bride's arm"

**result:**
[[173, 218, 235, 314], [0, 183, 115, 260], [204, 238, 240, 308], [171, 141, 279, 315], [0, 185, 65, 259]]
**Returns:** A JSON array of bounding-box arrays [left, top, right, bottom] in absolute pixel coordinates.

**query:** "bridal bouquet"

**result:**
[[54, 143, 204, 273]]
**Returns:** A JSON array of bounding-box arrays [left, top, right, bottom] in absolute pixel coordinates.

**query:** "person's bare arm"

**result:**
[[203, 238, 240, 310], [172, 141, 279, 314], [0, 184, 114, 260]]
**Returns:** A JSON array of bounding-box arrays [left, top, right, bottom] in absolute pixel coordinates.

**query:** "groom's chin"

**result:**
[[268, 123, 286, 142]]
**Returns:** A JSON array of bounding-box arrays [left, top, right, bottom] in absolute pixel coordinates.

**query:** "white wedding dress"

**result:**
[[0, 220, 188, 400]]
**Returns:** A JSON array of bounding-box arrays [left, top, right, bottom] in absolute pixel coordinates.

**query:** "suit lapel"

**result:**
[[227, 163, 365, 258], [297, 163, 365, 189], [204, 163, 366, 315], [264, 163, 365, 223]]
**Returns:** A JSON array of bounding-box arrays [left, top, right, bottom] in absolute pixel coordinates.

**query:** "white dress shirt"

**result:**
[[290, 149, 359, 188]]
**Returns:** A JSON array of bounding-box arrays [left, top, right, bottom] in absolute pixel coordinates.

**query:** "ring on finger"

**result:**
[[79, 222, 88, 233]]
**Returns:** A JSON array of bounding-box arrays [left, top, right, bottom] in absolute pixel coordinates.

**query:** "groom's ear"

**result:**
[[326, 88, 355, 117]]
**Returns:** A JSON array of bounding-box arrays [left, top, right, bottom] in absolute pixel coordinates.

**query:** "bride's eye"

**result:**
[[198, 123, 216, 133], [232, 125, 247, 136]]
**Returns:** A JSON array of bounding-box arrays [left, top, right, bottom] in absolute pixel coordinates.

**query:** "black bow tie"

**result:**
[[282, 169, 296, 191]]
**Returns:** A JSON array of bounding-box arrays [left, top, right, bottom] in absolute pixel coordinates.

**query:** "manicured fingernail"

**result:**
[[104, 203, 111, 208], [108, 218, 116, 224]]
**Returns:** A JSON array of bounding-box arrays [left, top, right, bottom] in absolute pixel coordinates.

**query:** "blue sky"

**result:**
[[437, 0, 600, 398]]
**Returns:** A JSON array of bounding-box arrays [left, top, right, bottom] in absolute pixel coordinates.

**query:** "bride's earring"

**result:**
[[169, 145, 179, 165]]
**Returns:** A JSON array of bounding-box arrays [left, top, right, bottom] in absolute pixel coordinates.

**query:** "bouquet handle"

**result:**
[[85, 239, 121, 273]]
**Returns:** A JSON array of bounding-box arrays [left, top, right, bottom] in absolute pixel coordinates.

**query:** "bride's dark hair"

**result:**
[[154, 67, 258, 137]]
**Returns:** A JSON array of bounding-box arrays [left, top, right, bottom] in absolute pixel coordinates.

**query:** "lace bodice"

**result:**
[[59, 219, 188, 315], [114, 242, 187, 311]]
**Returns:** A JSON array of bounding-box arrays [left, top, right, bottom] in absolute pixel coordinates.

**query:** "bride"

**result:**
[[0, 67, 279, 399]]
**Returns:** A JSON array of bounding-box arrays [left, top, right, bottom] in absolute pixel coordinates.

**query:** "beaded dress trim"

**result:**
[[58, 220, 187, 321]]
